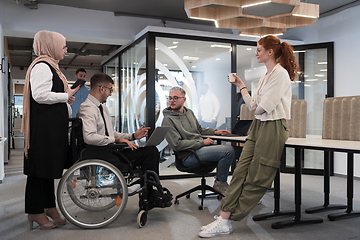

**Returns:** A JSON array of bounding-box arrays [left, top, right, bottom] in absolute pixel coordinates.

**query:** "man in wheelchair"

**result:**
[[77, 72, 172, 210]]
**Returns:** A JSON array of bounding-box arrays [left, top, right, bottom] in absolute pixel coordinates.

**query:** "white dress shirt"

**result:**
[[30, 63, 71, 115], [199, 90, 221, 122], [77, 94, 132, 146]]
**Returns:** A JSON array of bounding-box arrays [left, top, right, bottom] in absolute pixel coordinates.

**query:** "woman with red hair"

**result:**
[[199, 35, 299, 238]]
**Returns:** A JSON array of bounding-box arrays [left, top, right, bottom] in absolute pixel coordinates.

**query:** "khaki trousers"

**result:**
[[220, 119, 289, 221]]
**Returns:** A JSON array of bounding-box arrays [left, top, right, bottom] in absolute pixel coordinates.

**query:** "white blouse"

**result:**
[[30, 63, 71, 116], [243, 63, 292, 121]]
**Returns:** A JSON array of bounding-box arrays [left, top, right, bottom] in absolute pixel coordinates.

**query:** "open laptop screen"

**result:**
[[230, 120, 253, 136], [144, 126, 170, 147]]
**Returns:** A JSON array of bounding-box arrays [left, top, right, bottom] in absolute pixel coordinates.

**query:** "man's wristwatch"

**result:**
[[132, 133, 135, 140]]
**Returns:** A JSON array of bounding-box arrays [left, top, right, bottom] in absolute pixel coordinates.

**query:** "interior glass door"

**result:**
[[282, 42, 334, 174]]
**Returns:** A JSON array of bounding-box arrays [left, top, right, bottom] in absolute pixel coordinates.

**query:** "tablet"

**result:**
[[71, 79, 86, 89]]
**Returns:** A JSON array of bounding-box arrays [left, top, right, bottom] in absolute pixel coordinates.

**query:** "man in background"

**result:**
[[198, 83, 220, 129], [71, 68, 90, 117]]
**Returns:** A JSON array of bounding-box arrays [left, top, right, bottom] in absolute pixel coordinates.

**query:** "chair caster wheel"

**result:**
[[217, 195, 223, 200], [175, 199, 179, 204], [198, 205, 203, 210], [186, 194, 190, 199], [137, 210, 147, 228]]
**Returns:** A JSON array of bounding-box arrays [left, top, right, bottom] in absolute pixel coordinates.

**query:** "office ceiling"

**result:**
[[6, 0, 360, 71], [29, 0, 360, 20], [6, 36, 120, 70]]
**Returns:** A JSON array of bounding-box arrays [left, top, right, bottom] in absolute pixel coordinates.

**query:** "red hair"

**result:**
[[258, 35, 299, 81]]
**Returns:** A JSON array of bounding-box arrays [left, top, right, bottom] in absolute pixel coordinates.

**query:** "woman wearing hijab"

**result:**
[[199, 35, 299, 238], [21, 30, 80, 230]]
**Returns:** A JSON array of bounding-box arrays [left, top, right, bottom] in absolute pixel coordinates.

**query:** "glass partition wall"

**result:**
[[102, 30, 334, 178], [119, 39, 147, 146], [282, 43, 334, 175], [155, 37, 232, 130], [103, 57, 119, 131]]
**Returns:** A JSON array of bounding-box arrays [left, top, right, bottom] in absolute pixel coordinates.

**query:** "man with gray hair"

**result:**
[[162, 86, 235, 195]]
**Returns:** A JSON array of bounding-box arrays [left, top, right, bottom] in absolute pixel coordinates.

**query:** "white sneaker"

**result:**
[[198, 216, 233, 238], [201, 215, 218, 231]]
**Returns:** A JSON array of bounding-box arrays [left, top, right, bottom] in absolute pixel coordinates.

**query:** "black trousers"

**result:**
[[25, 176, 56, 214], [82, 146, 160, 197], [82, 146, 159, 174]]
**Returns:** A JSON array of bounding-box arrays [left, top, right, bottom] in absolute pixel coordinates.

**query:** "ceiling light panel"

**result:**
[[184, 0, 319, 37]]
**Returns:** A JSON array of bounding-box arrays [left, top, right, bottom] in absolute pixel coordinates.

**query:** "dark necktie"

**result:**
[[98, 104, 109, 136]]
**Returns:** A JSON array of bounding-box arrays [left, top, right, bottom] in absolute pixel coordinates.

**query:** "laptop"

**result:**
[[227, 119, 253, 137], [144, 126, 170, 147]]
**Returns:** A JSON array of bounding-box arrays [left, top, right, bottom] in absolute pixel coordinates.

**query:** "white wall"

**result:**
[[284, 5, 360, 177], [284, 5, 360, 97]]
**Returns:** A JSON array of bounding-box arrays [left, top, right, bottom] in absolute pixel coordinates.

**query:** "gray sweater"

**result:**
[[162, 107, 215, 160]]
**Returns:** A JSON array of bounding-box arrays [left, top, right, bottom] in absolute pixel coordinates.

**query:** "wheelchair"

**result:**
[[56, 118, 171, 229]]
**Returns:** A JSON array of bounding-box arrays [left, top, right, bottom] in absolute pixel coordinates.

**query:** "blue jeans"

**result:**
[[183, 145, 235, 182]]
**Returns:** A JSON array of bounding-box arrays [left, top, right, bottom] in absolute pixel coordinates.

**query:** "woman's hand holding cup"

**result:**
[[228, 73, 245, 88]]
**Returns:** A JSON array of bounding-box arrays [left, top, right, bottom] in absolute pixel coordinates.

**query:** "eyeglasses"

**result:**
[[168, 96, 184, 101], [255, 49, 262, 54], [99, 85, 113, 93], [63, 46, 68, 51]]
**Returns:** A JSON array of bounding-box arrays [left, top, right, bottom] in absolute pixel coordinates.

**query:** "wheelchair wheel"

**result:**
[[57, 159, 128, 229], [137, 210, 147, 228]]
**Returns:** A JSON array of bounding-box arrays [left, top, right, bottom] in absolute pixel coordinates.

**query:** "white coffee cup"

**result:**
[[228, 73, 236, 82]]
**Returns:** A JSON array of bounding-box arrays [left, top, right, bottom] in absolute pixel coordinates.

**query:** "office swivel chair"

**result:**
[[173, 149, 223, 210]]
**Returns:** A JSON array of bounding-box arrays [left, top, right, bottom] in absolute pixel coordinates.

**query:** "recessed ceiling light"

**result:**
[[318, 62, 327, 65], [168, 46, 178, 49], [164, 63, 168, 66], [216, 58, 220, 61], [173, 41, 178, 44], [320, 69, 327, 72], [242, 0, 271, 8], [189, 17, 218, 27], [183, 56, 199, 60], [239, 34, 260, 38], [315, 74, 325, 77], [192, 66, 196, 68], [211, 44, 231, 48], [263, 33, 283, 37], [246, 48, 252, 51], [293, 14, 317, 19]]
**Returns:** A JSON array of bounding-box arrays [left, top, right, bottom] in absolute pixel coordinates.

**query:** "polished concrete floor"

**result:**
[[1, 149, 360, 240]]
